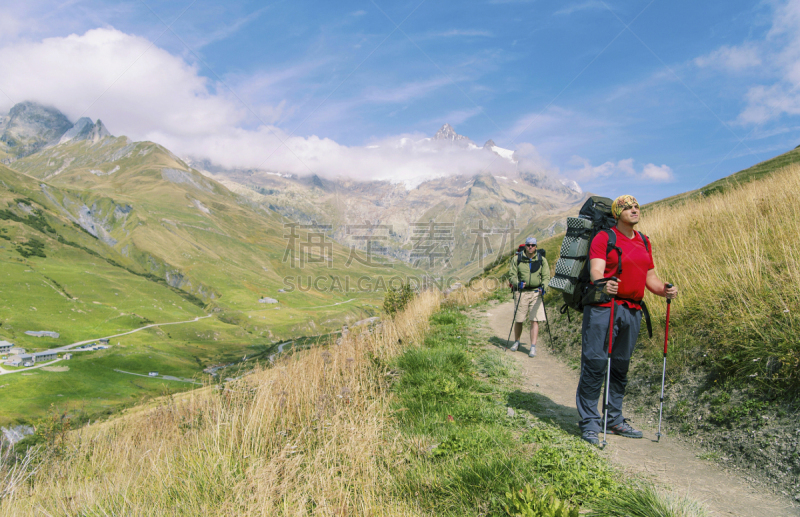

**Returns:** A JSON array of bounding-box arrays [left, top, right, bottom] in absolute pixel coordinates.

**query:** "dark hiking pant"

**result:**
[[576, 304, 642, 433]]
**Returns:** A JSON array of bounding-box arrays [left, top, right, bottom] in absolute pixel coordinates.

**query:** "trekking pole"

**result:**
[[540, 287, 554, 350], [600, 276, 619, 450], [656, 283, 673, 443], [505, 287, 523, 352]]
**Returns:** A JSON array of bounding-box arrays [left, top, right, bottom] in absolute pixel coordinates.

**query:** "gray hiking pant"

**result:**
[[576, 304, 642, 433]]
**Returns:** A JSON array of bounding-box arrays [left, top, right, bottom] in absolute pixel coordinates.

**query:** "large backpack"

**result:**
[[548, 196, 653, 337]]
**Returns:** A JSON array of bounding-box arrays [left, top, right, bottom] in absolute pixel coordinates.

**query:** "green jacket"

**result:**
[[509, 251, 550, 288]]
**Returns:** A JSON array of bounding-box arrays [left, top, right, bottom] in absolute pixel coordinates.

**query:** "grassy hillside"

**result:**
[[0, 138, 424, 426], [0, 284, 705, 516]]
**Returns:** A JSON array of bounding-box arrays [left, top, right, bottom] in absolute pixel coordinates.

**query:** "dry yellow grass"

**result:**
[[449, 277, 501, 307], [0, 281, 498, 516], [639, 164, 800, 387], [0, 289, 451, 516]]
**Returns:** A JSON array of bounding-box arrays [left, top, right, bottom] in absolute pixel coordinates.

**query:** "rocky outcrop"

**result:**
[[0, 102, 73, 159], [0, 102, 113, 161], [162, 168, 215, 193]]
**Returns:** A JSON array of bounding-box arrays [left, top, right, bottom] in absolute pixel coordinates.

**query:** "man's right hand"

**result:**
[[518, 282, 525, 290], [602, 279, 618, 296]]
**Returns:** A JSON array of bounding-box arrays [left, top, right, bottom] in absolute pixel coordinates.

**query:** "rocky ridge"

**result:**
[[0, 102, 112, 163]]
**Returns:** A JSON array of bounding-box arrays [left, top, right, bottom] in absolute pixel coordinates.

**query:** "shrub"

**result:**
[[383, 282, 416, 316]]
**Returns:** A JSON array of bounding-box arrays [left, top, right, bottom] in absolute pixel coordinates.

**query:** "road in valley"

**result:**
[[0, 315, 212, 376]]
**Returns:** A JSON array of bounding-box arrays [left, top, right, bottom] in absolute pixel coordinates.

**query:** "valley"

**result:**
[[0, 103, 583, 429]]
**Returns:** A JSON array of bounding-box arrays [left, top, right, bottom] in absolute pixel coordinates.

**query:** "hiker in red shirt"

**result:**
[[576, 195, 678, 446]]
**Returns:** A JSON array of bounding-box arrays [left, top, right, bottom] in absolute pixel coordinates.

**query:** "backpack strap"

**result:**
[[637, 231, 650, 253], [604, 229, 623, 277]]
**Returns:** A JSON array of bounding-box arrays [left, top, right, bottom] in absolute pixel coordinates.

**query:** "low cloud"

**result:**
[[565, 157, 674, 182]]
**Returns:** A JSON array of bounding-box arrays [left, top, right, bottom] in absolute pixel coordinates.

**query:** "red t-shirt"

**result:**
[[589, 227, 654, 309]]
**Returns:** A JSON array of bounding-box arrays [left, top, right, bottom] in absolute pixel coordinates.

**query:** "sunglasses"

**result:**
[[525, 244, 537, 247]]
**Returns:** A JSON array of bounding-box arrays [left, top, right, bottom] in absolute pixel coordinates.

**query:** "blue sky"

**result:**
[[1, 0, 799, 202]]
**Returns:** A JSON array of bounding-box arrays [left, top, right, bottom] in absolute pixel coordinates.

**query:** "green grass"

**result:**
[[0, 317, 269, 426], [390, 307, 622, 515], [585, 484, 709, 517]]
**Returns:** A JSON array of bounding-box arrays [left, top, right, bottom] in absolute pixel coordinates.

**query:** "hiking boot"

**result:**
[[528, 345, 536, 357], [608, 420, 643, 438], [509, 341, 519, 352], [581, 430, 599, 446]]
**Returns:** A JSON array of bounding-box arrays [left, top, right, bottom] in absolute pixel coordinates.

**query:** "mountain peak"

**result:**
[[433, 123, 470, 143], [0, 101, 73, 159], [0, 102, 113, 161], [483, 139, 496, 149], [59, 118, 112, 144]]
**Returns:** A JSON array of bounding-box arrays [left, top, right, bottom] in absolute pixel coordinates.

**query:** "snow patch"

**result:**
[[559, 178, 583, 194], [490, 145, 516, 161]]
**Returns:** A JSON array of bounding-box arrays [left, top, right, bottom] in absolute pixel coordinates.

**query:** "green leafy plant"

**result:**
[[503, 486, 579, 517], [31, 404, 71, 456], [383, 282, 416, 316]]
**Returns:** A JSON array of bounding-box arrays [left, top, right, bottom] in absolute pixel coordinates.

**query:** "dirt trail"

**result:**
[[482, 300, 799, 517]]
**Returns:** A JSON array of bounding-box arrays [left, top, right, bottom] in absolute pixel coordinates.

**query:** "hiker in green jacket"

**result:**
[[509, 237, 550, 357]]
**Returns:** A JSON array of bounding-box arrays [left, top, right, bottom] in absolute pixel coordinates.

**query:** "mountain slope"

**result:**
[[9, 136, 419, 336]]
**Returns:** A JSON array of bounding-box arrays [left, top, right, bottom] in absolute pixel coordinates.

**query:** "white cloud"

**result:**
[[564, 157, 674, 182], [0, 28, 245, 138], [694, 44, 762, 71], [0, 28, 534, 185], [641, 163, 674, 182], [718, 0, 800, 124]]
